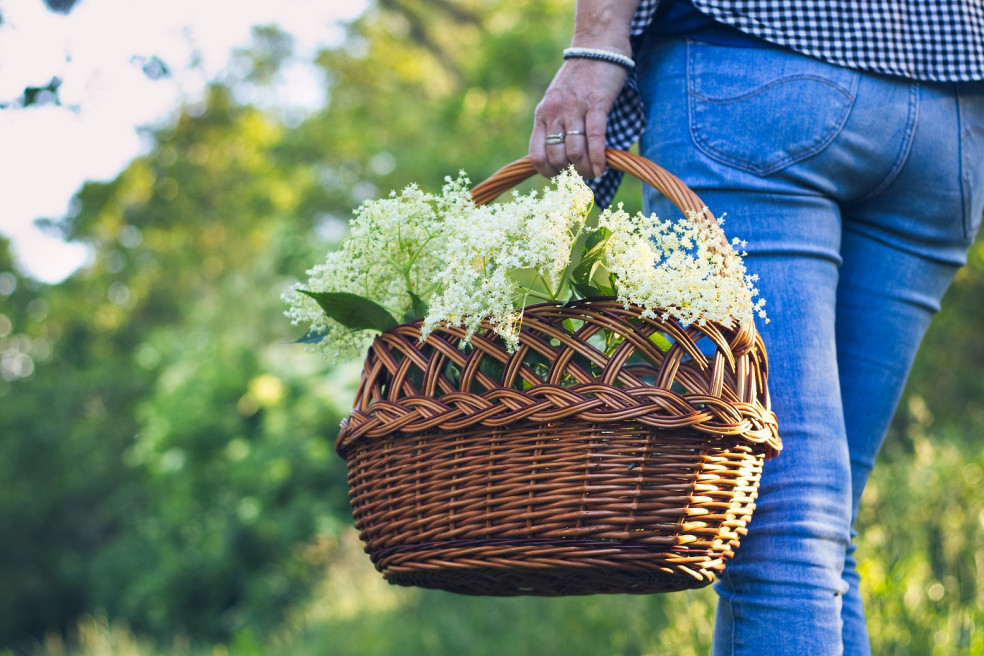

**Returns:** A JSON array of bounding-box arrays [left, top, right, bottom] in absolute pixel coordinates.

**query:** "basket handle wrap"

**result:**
[[470, 149, 725, 245]]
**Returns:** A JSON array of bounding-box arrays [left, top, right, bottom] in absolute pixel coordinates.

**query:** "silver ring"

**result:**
[[565, 130, 585, 136], [545, 132, 566, 145]]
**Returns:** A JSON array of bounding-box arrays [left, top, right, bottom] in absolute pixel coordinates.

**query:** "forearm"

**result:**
[[570, 0, 643, 57]]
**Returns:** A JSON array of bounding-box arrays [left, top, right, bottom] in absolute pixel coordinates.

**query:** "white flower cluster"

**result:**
[[421, 169, 594, 351], [598, 204, 766, 328], [282, 176, 470, 359], [285, 167, 766, 360]]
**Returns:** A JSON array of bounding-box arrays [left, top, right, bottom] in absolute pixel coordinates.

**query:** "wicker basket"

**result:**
[[335, 149, 781, 596]]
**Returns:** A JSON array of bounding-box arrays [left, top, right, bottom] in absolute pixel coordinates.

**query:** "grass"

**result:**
[[18, 417, 983, 656]]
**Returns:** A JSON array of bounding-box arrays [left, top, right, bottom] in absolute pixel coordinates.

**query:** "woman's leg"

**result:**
[[635, 34, 984, 654], [637, 37, 858, 654], [644, 190, 853, 656], [710, 220, 853, 655], [834, 80, 984, 653], [833, 226, 961, 654]]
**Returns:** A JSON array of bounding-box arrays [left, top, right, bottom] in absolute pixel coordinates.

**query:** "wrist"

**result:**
[[569, 35, 632, 58], [563, 47, 635, 71], [570, 1, 638, 56]]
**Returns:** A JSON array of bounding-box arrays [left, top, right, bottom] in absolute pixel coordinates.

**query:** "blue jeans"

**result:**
[[635, 36, 984, 655]]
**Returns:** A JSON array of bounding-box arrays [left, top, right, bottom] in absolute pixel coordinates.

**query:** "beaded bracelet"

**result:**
[[562, 47, 635, 71]]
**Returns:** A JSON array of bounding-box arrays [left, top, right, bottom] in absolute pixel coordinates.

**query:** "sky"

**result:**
[[0, 0, 367, 282]]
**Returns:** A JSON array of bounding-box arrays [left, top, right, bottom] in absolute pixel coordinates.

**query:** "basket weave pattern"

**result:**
[[337, 295, 780, 595]]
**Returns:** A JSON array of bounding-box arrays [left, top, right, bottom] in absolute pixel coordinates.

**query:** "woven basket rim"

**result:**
[[336, 297, 780, 459]]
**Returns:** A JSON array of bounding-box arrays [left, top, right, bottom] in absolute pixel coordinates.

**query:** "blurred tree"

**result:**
[[0, 0, 814, 649], [0, 0, 637, 645], [297, 0, 574, 195], [65, 84, 351, 640], [0, 76, 347, 648]]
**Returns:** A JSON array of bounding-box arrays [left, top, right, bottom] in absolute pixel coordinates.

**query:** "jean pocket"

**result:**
[[687, 41, 860, 176]]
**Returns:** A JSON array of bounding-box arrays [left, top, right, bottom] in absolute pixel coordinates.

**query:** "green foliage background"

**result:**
[[1, 1, 981, 654]]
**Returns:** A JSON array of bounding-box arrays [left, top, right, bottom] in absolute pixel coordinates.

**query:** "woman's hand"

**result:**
[[529, 1, 639, 180], [530, 59, 628, 180]]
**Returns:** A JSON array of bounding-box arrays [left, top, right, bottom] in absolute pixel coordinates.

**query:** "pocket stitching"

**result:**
[[686, 42, 859, 176], [690, 74, 855, 106]]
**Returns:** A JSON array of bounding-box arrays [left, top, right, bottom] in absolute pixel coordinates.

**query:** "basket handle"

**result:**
[[470, 148, 709, 221], [468, 148, 741, 302]]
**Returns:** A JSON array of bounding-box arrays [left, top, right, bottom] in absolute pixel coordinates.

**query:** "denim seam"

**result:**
[[686, 41, 859, 177], [958, 83, 966, 238], [719, 569, 738, 656], [960, 128, 984, 239], [959, 83, 984, 239], [844, 82, 919, 207]]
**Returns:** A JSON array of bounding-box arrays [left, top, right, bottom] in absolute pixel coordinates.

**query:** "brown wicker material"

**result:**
[[336, 149, 781, 596]]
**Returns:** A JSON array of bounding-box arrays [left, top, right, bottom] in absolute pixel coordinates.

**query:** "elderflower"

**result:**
[[598, 204, 765, 328], [422, 168, 594, 350], [285, 165, 766, 360], [283, 175, 470, 359]]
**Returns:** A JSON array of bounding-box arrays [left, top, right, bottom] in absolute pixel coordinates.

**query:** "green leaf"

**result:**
[[404, 290, 429, 323], [290, 329, 328, 345], [573, 260, 615, 298], [573, 281, 606, 299], [650, 332, 673, 352], [298, 290, 399, 332], [584, 225, 612, 252], [581, 227, 612, 263], [572, 227, 612, 286]]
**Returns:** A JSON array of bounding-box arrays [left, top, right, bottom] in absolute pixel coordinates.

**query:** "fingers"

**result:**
[[531, 128, 600, 181], [529, 109, 559, 178], [529, 59, 627, 181], [585, 109, 609, 180], [531, 64, 589, 179], [530, 126, 595, 180], [545, 130, 577, 176], [531, 94, 594, 179], [561, 129, 592, 179]]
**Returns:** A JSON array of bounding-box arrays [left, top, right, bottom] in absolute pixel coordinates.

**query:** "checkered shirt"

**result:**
[[592, 0, 984, 206]]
